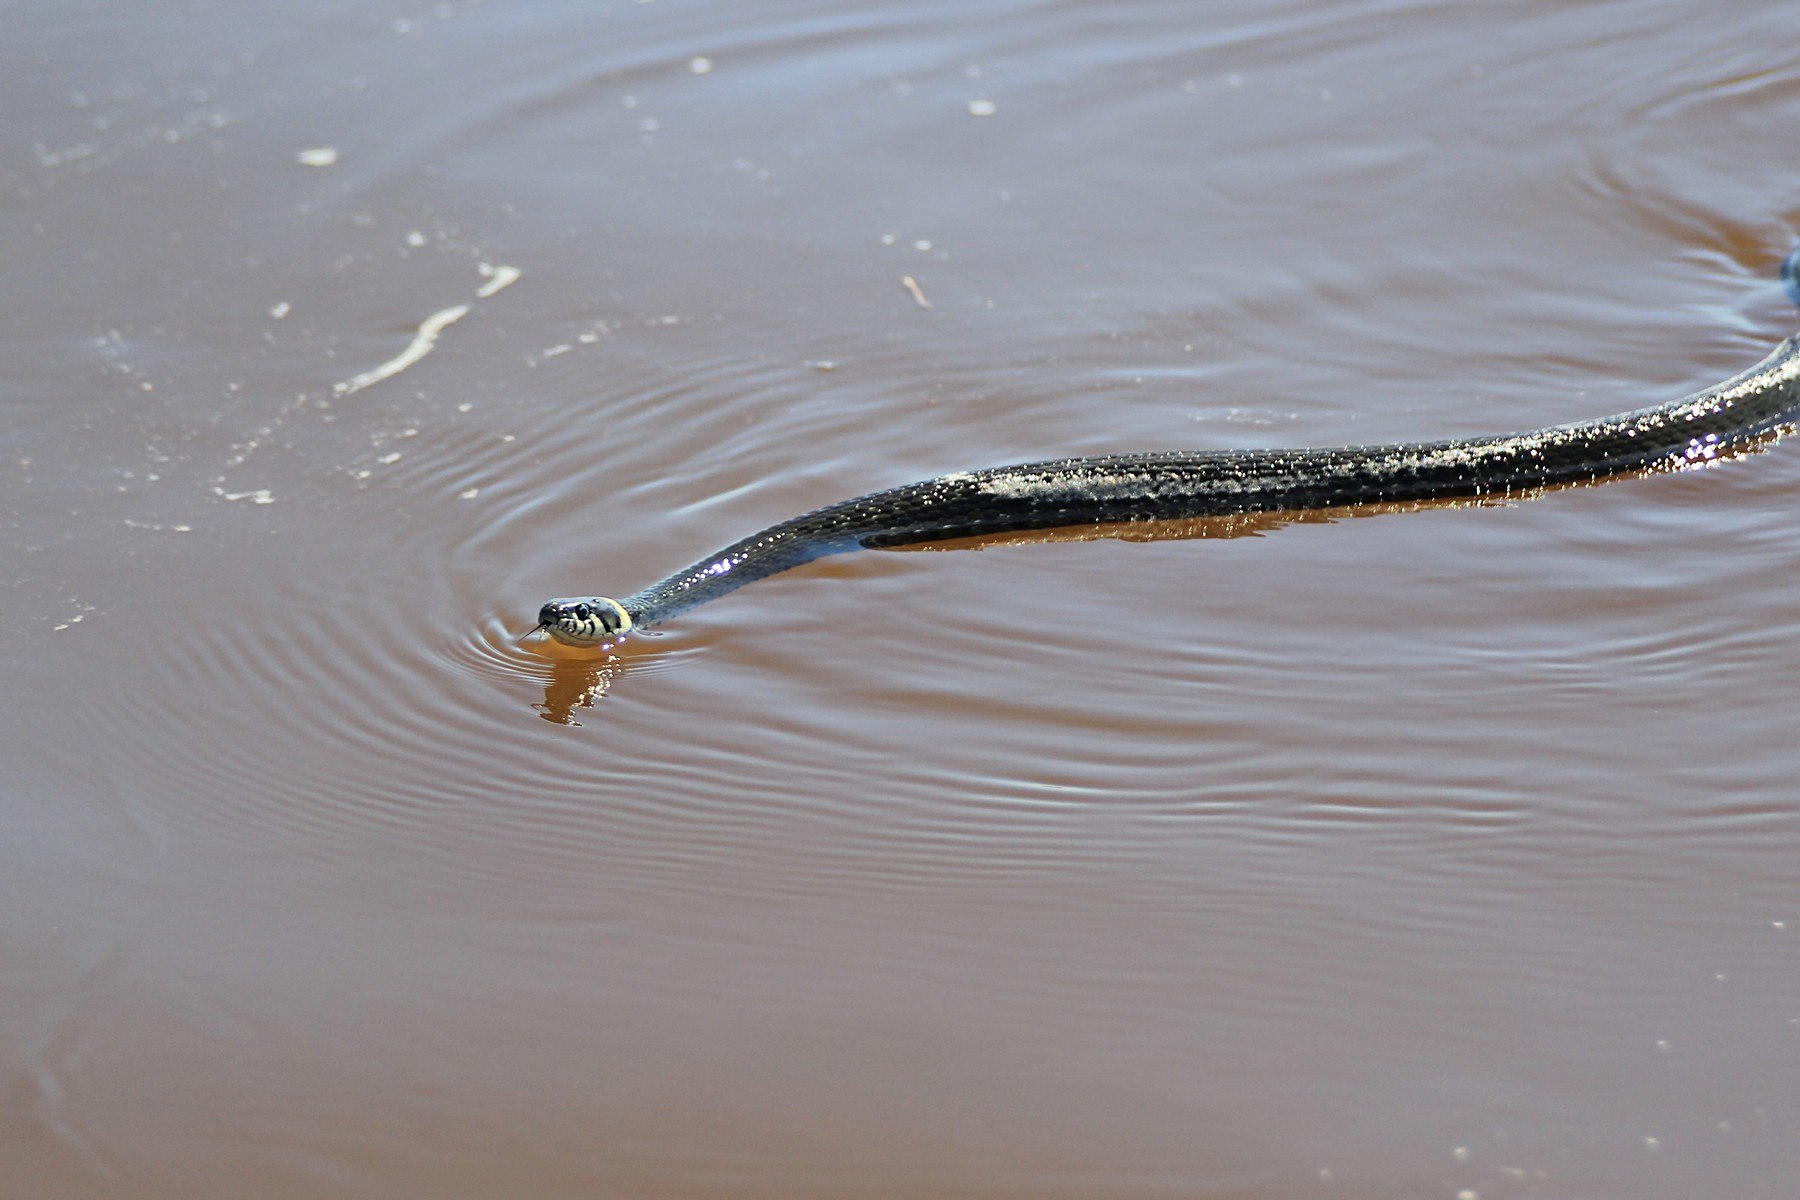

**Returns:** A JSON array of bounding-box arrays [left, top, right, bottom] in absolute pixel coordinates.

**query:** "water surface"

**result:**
[[7, 1, 1800, 1196]]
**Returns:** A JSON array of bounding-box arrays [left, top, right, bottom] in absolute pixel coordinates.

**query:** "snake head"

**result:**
[[530, 596, 634, 647]]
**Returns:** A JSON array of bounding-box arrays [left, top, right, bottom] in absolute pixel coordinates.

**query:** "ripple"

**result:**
[[438, 610, 697, 688]]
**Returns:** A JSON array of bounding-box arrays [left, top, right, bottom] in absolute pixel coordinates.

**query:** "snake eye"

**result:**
[[575, 603, 591, 619]]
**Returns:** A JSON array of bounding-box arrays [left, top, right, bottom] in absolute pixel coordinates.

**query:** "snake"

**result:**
[[524, 250, 1800, 648]]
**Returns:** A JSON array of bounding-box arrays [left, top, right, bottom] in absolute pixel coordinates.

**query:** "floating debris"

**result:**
[[334, 304, 469, 396], [967, 99, 997, 117], [476, 262, 521, 298], [295, 146, 338, 166], [901, 276, 932, 309]]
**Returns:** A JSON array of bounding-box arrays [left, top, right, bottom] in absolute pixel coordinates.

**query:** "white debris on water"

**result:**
[[689, 56, 713, 74], [458, 487, 480, 499], [35, 142, 96, 167], [967, 99, 997, 116], [476, 262, 521, 298], [333, 303, 470, 396], [296, 146, 338, 166], [269, 301, 290, 319], [212, 486, 274, 504]]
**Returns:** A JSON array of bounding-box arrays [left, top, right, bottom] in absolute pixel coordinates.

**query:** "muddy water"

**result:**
[[8, 0, 1800, 1196]]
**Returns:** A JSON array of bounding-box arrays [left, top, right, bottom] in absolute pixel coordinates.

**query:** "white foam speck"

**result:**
[[35, 143, 96, 167], [296, 146, 338, 166], [213, 486, 274, 504], [476, 263, 521, 298], [967, 99, 997, 116], [334, 303, 470, 396], [689, 56, 713, 74], [269, 301, 290, 319], [458, 487, 480, 499]]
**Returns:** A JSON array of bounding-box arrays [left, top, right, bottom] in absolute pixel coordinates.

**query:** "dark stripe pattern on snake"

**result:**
[[524, 252, 1800, 648]]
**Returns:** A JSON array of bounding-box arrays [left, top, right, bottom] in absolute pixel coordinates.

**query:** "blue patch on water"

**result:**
[[1782, 244, 1800, 308]]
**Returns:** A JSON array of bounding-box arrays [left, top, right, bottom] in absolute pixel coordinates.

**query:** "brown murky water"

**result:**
[[8, 1, 1800, 1196]]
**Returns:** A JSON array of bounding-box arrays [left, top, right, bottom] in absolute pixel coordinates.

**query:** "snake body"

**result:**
[[530, 262, 1800, 648]]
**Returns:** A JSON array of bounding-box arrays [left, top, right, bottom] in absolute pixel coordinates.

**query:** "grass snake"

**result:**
[[526, 251, 1800, 648]]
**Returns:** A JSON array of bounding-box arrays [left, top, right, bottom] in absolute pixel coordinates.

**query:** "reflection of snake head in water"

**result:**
[[529, 596, 633, 648], [523, 249, 1800, 646]]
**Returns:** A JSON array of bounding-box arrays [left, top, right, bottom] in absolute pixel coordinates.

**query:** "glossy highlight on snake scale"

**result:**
[[527, 256, 1800, 648]]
